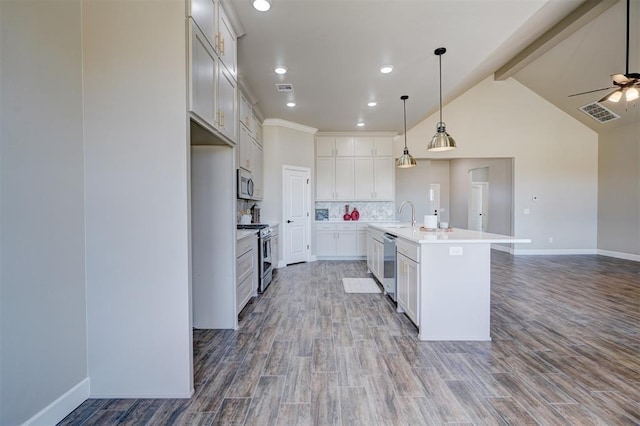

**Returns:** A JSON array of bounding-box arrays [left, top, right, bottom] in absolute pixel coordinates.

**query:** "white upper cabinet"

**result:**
[[373, 157, 394, 200], [187, 0, 237, 144], [374, 137, 393, 156], [355, 136, 392, 156], [251, 111, 262, 145], [317, 134, 394, 201], [354, 137, 374, 156], [217, 4, 237, 78], [239, 92, 252, 129], [217, 64, 237, 142], [189, 0, 217, 51], [188, 20, 217, 130], [316, 137, 354, 157], [238, 123, 251, 171]]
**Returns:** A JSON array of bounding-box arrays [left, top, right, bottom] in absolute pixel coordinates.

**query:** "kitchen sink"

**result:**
[[383, 224, 413, 228]]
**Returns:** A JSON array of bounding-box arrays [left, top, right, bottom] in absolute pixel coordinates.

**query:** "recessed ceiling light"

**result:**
[[357, 122, 365, 127], [367, 101, 377, 107], [379, 65, 393, 74], [286, 102, 296, 107], [274, 66, 287, 75], [252, 0, 271, 12]]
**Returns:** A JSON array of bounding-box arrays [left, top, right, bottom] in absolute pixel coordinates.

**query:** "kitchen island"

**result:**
[[368, 224, 530, 341]]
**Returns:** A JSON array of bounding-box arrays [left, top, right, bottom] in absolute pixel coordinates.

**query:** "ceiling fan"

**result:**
[[568, 0, 639, 103]]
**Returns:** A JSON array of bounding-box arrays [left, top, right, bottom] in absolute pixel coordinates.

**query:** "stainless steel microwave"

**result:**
[[237, 169, 254, 199]]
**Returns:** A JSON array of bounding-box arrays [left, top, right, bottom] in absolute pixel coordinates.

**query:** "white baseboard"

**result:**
[[309, 255, 318, 262], [513, 248, 597, 256], [23, 377, 90, 426], [597, 249, 640, 262], [491, 244, 513, 254], [90, 391, 193, 399]]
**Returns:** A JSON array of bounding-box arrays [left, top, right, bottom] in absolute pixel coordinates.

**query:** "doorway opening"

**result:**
[[468, 166, 489, 231]]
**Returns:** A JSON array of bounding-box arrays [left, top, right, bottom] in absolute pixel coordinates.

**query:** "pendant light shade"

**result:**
[[397, 95, 417, 168], [427, 47, 456, 152]]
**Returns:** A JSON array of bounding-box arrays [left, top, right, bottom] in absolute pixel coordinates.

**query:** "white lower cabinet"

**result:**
[[367, 228, 384, 281], [315, 222, 369, 258], [396, 239, 419, 325], [236, 233, 257, 313], [316, 225, 356, 257], [357, 225, 368, 257]]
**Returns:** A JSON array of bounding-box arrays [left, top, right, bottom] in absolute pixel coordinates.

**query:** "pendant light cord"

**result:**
[[439, 53, 443, 124], [403, 98, 408, 148]]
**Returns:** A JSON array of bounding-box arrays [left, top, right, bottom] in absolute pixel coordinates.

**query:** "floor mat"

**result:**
[[342, 278, 382, 293]]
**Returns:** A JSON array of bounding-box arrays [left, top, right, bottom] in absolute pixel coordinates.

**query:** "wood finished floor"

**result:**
[[59, 252, 640, 425]]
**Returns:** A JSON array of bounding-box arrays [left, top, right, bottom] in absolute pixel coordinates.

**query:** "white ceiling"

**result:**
[[228, 0, 638, 134]]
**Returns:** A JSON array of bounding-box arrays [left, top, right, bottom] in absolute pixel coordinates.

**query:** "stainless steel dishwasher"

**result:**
[[382, 233, 397, 302]]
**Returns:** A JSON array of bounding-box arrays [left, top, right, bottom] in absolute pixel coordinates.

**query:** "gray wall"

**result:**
[[395, 160, 453, 224], [597, 123, 640, 256], [83, 0, 192, 397], [261, 122, 316, 226], [449, 158, 513, 236], [0, 1, 88, 424]]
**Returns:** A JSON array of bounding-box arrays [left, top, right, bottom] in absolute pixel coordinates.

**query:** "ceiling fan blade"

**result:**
[[598, 89, 622, 103], [567, 87, 616, 97], [611, 74, 630, 85]]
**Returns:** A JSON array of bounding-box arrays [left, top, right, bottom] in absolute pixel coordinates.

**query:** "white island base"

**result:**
[[368, 225, 530, 341], [418, 242, 491, 341]]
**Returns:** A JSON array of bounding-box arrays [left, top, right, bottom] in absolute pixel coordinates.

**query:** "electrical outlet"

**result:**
[[548, 237, 553, 243], [449, 247, 463, 256], [524, 208, 530, 215]]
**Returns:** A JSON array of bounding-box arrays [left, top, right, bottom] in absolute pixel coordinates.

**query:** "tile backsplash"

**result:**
[[315, 201, 395, 221]]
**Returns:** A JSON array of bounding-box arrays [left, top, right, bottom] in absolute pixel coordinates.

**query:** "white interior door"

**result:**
[[469, 183, 488, 231], [283, 166, 310, 265], [429, 183, 440, 216]]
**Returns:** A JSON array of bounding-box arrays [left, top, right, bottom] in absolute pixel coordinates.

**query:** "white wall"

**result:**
[[261, 120, 316, 261], [400, 77, 598, 252], [597, 122, 640, 257], [0, 1, 88, 424], [83, 1, 192, 397], [261, 120, 316, 224]]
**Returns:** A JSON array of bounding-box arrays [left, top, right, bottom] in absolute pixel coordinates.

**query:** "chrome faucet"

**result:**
[[398, 200, 416, 227]]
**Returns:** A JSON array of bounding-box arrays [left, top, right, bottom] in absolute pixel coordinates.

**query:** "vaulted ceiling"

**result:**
[[227, 0, 639, 134]]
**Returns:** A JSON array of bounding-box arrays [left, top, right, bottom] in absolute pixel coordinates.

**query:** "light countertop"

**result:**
[[368, 223, 531, 245]]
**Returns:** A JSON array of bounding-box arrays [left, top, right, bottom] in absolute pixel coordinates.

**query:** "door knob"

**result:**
[[287, 220, 293, 223]]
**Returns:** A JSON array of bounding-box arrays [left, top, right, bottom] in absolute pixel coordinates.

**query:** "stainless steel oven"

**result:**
[[259, 227, 273, 292], [237, 224, 273, 293]]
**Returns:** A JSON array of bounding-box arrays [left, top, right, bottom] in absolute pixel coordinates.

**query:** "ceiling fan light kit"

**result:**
[[427, 47, 456, 152], [570, 0, 639, 106], [397, 95, 417, 168]]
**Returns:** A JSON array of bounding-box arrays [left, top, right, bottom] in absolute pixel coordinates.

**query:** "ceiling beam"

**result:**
[[494, 0, 618, 81]]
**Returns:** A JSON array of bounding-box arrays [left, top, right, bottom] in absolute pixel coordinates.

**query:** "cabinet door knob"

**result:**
[[287, 219, 293, 223]]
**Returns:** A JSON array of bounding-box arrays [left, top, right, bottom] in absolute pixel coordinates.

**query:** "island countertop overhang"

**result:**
[[368, 223, 532, 245]]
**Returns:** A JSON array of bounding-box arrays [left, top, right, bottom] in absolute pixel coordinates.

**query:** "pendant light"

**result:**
[[397, 95, 417, 168], [427, 47, 457, 152]]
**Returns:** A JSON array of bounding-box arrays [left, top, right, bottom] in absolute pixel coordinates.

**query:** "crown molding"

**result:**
[[316, 131, 398, 137], [263, 119, 318, 134]]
